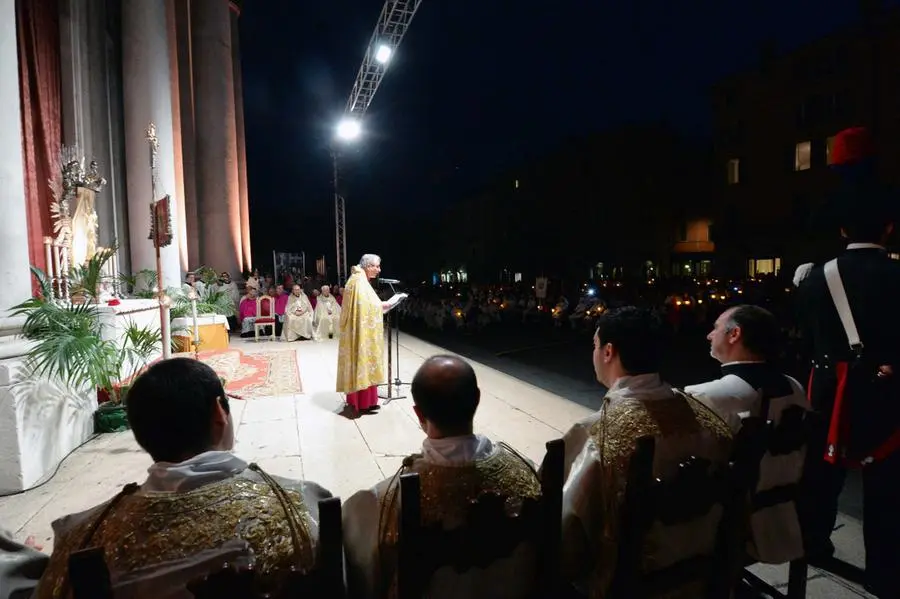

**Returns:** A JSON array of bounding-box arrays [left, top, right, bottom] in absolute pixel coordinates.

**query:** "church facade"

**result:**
[[0, 0, 252, 312]]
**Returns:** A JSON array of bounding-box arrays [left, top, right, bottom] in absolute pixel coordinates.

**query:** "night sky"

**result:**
[[240, 0, 880, 275]]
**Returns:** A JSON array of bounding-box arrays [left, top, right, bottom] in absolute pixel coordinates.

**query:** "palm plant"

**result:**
[[69, 247, 117, 302], [122, 268, 160, 299], [11, 276, 163, 405], [169, 286, 236, 319]]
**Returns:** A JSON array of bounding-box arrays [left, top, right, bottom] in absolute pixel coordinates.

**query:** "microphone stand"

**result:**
[[378, 281, 409, 403]]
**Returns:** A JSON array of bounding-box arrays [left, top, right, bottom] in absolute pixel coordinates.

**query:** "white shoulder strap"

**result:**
[[823, 259, 862, 349]]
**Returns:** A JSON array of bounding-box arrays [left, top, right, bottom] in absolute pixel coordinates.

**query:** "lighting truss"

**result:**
[[335, 0, 424, 284], [345, 0, 423, 118]]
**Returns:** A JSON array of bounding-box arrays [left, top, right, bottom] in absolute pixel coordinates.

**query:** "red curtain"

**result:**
[[16, 0, 62, 275]]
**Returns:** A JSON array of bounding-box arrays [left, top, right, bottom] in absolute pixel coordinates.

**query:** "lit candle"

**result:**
[[52, 244, 61, 298], [111, 252, 119, 296], [43, 238, 52, 279], [60, 247, 69, 299], [191, 293, 200, 351]]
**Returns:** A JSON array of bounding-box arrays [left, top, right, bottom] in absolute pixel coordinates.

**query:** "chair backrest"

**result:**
[[609, 436, 734, 599], [737, 405, 819, 513], [397, 439, 565, 599], [68, 547, 113, 599], [188, 496, 345, 599], [256, 295, 273, 318]]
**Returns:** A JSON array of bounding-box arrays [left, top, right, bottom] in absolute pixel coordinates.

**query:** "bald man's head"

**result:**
[[411, 355, 480, 437]]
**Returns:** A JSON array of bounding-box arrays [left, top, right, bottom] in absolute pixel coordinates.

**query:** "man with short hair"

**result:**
[[685, 304, 808, 564], [561, 306, 732, 597], [342, 355, 541, 599], [35, 358, 331, 598]]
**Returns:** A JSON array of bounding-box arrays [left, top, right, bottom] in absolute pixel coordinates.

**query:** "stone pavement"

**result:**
[[0, 334, 873, 597]]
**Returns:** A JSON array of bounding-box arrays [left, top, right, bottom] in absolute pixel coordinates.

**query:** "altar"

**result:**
[[172, 314, 231, 352], [0, 299, 162, 493]]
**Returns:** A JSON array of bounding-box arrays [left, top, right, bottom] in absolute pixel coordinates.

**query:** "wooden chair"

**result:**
[[608, 436, 739, 599], [739, 406, 823, 599], [188, 496, 345, 598], [68, 546, 113, 599], [253, 294, 276, 342], [397, 439, 565, 599]]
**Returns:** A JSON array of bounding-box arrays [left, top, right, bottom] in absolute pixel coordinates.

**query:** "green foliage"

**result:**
[[193, 265, 220, 287], [11, 291, 163, 404], [169, 286, 235, 319], [120, 269, 159, 299], [68, 247, 117, 301]]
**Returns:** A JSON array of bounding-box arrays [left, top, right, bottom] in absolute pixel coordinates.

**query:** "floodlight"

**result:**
[[375, 44, 392, 64], [336, 118, 361, 141]]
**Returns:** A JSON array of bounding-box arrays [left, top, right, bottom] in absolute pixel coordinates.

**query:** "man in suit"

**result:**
[[794, 126, 900, 598]]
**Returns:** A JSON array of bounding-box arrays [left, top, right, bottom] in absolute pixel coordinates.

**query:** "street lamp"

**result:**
[[336, 118, 361, 141], [375, 44, 392, 64], [333, 117, 362, 283]]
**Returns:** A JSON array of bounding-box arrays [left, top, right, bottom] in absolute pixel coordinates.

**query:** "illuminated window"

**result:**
[[795, 141, 811, 171], [514, 272, 522, 282], [514, 179, 520, 189], [890, 253, 899, 261], [727, 159, 740, 184], [826, 135, 836, 165], [748, 258, 782, 277]]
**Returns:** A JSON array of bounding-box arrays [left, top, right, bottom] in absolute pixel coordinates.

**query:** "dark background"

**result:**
[[239, 0, 877, 277]]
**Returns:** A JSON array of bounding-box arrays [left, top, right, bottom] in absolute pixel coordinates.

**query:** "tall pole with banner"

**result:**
[[146, 123, 173, 359], [535, 276, 548, 309]]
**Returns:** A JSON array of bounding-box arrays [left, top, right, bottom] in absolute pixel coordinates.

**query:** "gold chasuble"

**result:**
[[561, 386, 733, 599], [337, 266, 385, 393], [377, 448, 541, 599], [36, 475, 318, 599]]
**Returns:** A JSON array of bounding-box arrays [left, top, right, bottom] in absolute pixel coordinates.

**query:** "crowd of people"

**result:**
[[2, 128, 898, 599]]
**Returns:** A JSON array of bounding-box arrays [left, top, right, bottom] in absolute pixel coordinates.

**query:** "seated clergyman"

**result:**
[[34, 358, 331, 599], [313, 285, 342, 340], [342, 355, 541, 599], [561, 307, 733, 597], [685, 304, 809, 564]]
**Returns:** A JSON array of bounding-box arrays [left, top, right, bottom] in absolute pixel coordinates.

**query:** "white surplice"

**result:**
[[342, 434, 539, 599], [561, 374, 733, 598], [282, 292, 314, 341], [685, 365, 808, 563], [313, 294, 341, 340]]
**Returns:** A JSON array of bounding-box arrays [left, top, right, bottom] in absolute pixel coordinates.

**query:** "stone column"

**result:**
[[121, 0, 182, 289], [165, 0, 189, 273], [191, 0, 241, 279], [58, 0, 91, 155], [172, 0, 200, 269], [0, 0, 32, 310], [230, 2, 251, 273]]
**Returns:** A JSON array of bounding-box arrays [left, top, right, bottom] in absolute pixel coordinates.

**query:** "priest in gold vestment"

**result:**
[[313, 284, 342, 340], [282, 284, 315, 341], [336, 254, 407, 415], [343, 355, 542, 599], [561, 307, 733, 598], [34, 358, 331, 599]]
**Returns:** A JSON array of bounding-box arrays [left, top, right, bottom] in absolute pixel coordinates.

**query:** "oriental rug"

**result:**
[[175, 348, 302, 399]]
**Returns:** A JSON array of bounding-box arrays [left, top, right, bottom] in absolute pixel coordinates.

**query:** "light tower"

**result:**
[[333, 0, 423, 284]]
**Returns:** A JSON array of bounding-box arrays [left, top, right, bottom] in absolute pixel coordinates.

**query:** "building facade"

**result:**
[[710, 3, 900, 278], [0, 0, 253, 311], [434, 124, 712, 284]]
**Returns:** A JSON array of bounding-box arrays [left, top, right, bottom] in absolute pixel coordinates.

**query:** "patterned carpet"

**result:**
[[176, 348, 302, 399]]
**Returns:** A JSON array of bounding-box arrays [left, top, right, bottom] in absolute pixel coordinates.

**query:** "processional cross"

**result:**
[[146, 123, 173, 359]]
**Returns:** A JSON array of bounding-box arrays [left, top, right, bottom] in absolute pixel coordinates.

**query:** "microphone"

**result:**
[[378, 277, 401, 285]]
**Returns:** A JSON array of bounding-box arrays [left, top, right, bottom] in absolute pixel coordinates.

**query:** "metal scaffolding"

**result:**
[[334, 0, 424, 284]]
